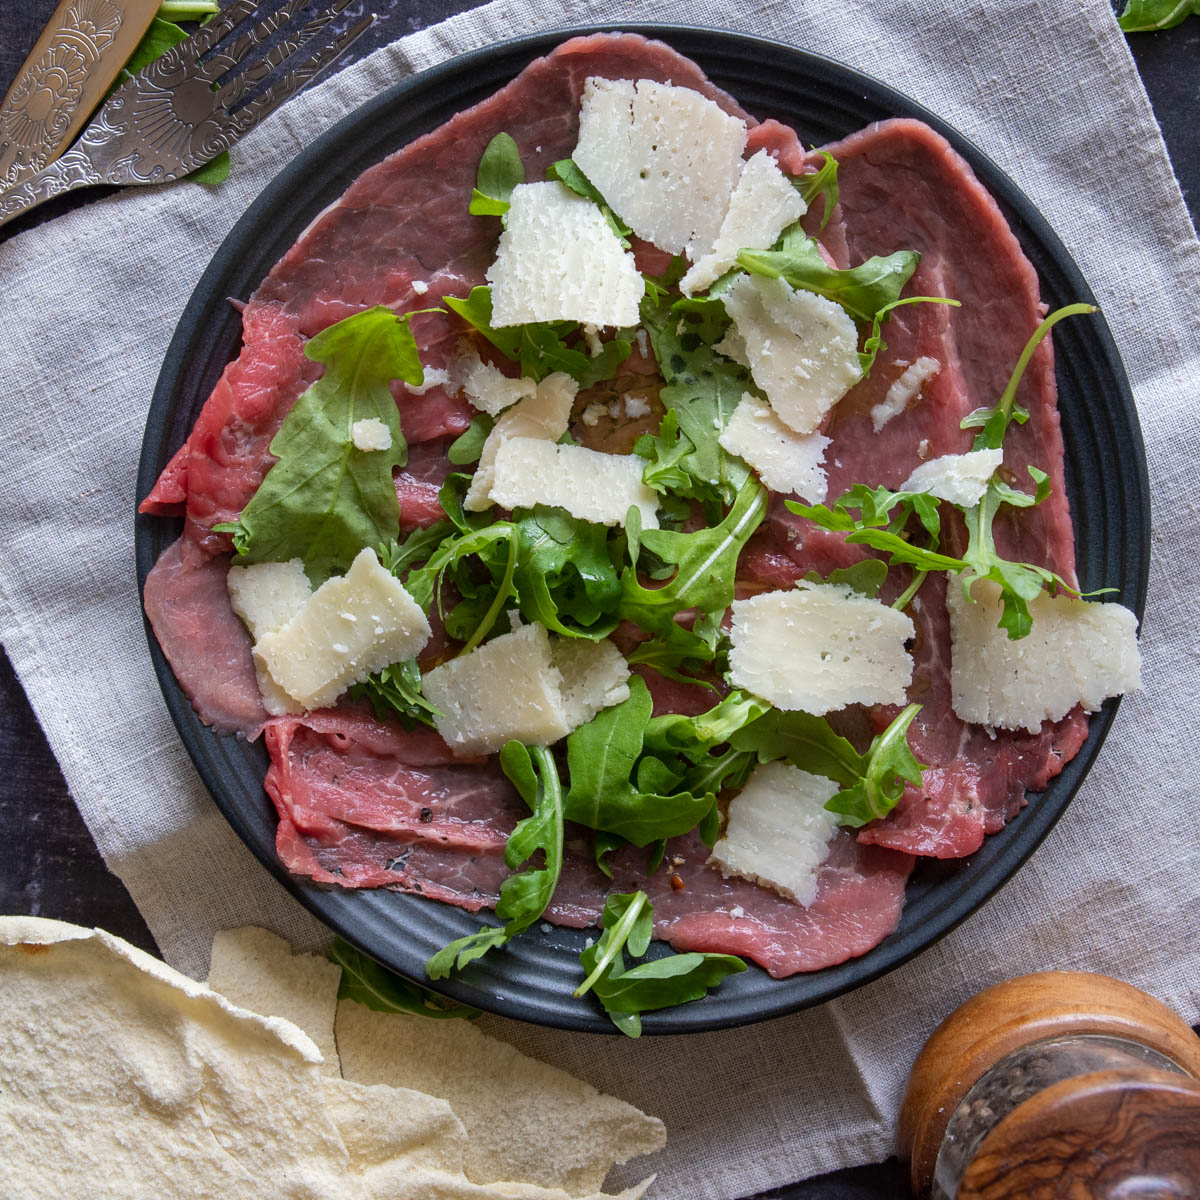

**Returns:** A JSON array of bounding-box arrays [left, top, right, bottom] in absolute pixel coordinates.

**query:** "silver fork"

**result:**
[[0, 0, 374, 230]]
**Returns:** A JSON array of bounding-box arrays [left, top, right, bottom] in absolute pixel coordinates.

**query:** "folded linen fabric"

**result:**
[[0, 2, 1196, 1196]]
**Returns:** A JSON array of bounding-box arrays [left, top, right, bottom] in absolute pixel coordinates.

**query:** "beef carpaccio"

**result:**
[[142, 33, 1087, 981]]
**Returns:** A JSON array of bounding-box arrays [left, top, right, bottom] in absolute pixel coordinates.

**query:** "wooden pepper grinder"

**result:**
[[899, 972, 1200, 1198]]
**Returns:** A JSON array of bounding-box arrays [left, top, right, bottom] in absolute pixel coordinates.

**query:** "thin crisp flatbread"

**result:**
[[0, 917, 365, 1200]]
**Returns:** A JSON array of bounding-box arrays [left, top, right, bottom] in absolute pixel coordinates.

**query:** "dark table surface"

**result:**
[[1, 4, 1196, 1198]]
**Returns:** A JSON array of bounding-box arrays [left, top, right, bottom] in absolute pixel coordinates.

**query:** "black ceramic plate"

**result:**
[[136, 26, 1149, 1033]]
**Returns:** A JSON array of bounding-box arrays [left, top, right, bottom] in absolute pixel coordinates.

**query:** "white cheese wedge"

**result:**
[[948, 578, 1141, 733], [401, 365, 453, 397], [350, 417, 392, 452], [573, 76, 747, 256], [709, 761, 840, 906], [489, 437, 659, 529], [680, 150, 807, 295], [454, 348, 536, 417], [901, 448, 1002, 507], [227, 559, 315, 716], [254, 548, 431, 713], [486, 181, 642, 327], [721, 273, 863, 435], [871, 356, 941, 431], [728, 583, 915, 714], [422, 622, 569, 754], [464, 371, 577, 511], [227, 559, 312, 642], [551, 636, 631, 729], [422, 624, 631, 756], [718, 393, 830, 502]]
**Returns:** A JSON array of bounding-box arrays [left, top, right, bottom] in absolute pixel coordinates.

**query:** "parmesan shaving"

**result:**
[[948, 578, 1141, 732], [455, 347, 537, 416], [254, 549, 430, 713], [464, 372, 577, 511], [573, 76, 747, 256], [728, 583, 914, 714], [871, 356, 940, 431], [721, 273, 862, 434], [489, 438, 659, 529], [718, 393, 829, 502], [709, 762, 840, 906], [487, 181, 642, 327], [680, 150, 807, 295], [901, 448, 1003, 506]]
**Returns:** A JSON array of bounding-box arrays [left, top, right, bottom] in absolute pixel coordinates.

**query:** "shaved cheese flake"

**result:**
[[350, 417, 392, 452], [254, 548, 430, 712], [228, 559, 316, 716], [227, 559, 312, 642], [551, 637, 631, 729], [422, 622, 569, 754], [455, 347, 536, 417], [680, 150, 807, 295], [487, 181, 642, 327], [402, 364, 453, 397], [709, 762, 840, 906], [573, 76, 746, 256], [464, 371, 577, 511], [718, 393, 829, 502], [948, 578, 1141, 733], [871, 356, 940, 431], [722, 273, 862, 434], [728, 583, 914, 714], [489, 438, 659, 529], [901, 448, 1002, 506]]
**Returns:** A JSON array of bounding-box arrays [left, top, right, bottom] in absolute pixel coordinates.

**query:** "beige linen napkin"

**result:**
[[1, 1, 1197, 1195]]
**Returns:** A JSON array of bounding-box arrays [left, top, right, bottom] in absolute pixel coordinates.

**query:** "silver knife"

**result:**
[[0, 0, 159, 191]]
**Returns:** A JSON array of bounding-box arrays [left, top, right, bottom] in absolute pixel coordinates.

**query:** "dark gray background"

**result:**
[[1, 4, 1195, 1197]]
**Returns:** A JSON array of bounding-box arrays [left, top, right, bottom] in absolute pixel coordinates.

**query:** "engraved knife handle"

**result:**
[[0, 146, 106, 231]]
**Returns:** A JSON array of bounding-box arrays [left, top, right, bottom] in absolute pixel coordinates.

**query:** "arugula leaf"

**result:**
[[731, 704, 926, 827], [1118, 0, 1199, 29], [618, 473, 767, 660], [448, 413, 494, 464], [801, 558, 889, 597], [350, 658, 443, 729], [789, 304, 1103, 638], [214, 306, 420, 583], [546, 159, 633, 247], [788, 476, 1083, 640], [444, 287, 631, 388], [637, 289, 753, 501], [859, 295, 961, 375], [469, 132, 525, 217], [511, 507, 621, 638], [565, 676, 718, 845], [964, 303, 1098, 451], [643, 689, 771, 762], [738, 227, 919, 324], [824, 704, 924, 827], [331, 938, 479, 1020], [576, 892, 746, 1036], [796, 150, 839, 233], [426, 743, 564, 978]]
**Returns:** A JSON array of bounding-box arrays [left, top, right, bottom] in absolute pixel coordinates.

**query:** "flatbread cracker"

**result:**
[[335, 997, 666, 1195], [208, 925, 342, 1074], [0, 917, 365, 1200]]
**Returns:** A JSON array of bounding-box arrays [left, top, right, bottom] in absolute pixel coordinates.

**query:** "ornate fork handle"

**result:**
[[0, 146, 108, 230]]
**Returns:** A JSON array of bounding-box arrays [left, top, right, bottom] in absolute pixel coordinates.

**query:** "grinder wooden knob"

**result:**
[[899, 971, 1200, 1197]]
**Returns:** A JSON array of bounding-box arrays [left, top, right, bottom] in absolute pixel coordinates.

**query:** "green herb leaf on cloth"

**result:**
[[332, 938, 479, 1020]]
